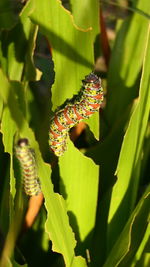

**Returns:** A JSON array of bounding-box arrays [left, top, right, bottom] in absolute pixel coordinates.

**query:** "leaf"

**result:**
[[107, 22, 150, 250], [0, 69, 87, 266], [70, 0, 100, 39], [103, 186, 150, 267], [59, 139, 99, 253], [131, 222, 150, 266], [105, 0, 150, 126], [0, 0, 34, 30], [0, 97, 3, 120], [30, 0, 99, 138], [1, 106, 16, 200], [86, 8, 150, 263], [0, 16, 38, 81], [0, 0, 20, 30]]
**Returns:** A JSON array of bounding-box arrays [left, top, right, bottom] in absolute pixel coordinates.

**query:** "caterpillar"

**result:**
[[15, 138, 41, 196], [49, 72, 103, 156]]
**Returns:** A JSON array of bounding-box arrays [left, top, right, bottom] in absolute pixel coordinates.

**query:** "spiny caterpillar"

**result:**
[[49, 72, 103, 156], [15, 138, 41, 196]]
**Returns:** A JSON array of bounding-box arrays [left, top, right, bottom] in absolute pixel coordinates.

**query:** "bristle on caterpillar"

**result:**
[[49, 72, 103, 156], [15, 138, 41, 196]]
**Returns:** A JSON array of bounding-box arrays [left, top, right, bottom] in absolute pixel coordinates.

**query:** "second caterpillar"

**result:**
[[15, 138, 41, 196], [49, 72, 104, 156]]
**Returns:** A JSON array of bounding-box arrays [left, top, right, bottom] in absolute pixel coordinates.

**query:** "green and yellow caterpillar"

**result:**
[[49, 72, 104, 156], [15, 139, 41, 196]]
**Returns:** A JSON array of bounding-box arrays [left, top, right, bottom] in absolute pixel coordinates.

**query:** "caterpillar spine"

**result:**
[[15, 138, 41, 196], [49, 72, 103, 156]]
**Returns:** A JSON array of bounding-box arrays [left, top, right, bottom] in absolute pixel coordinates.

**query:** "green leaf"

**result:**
[[4, 257, 28, 267], [103, 185, 150, 267], [105, 0, 150, 126], [0, 97, 3, 120], [0, 0, 34, 30], [1, 106, 16, 200], [59, 139, 99, 254], [70, 0, 100, 38], [0, 69, 86, 266], [30, 0, 99, 138], [0, 0, 20, 30], [131, 222, 150, 266], [85, 108, 130, 266], [107, 23, 150, 249], [0, 16, 38, 81], [86, 15, 150, 265]]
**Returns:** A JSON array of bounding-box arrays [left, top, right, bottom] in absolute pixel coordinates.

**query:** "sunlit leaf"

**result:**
[[107, 22, 150, 249], [0, 69, 86, 266], [30, 0, 100, 138], [105, 0, 150, 126], [103, 186, 150, 267], [59, 139, 99, 253]]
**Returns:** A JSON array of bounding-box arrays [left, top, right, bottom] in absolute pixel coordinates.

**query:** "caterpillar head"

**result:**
[[82, 72, 100, 84], [17, 138, 29, 147]]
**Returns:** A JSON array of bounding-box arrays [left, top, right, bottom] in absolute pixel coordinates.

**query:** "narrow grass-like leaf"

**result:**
[[105, 0, 150, 126], [59, 139, 99, 254], [86, 9, 150, 263], [0, 98, 3, 120], [103, 185, 150, 267], [1, 106, 16, 200], [131, 222, 150, 266], [133, 246, 150, 267], [107, 23, 150, 249], [86, 109, 129, 266]]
